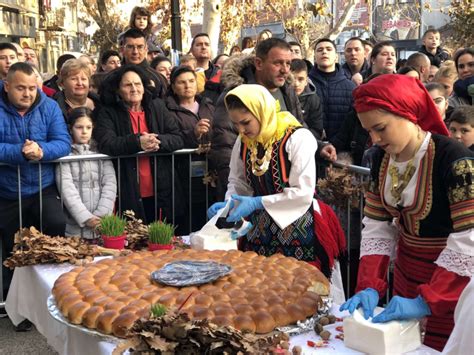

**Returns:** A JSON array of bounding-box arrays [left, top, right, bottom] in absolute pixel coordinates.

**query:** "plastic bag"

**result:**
[[190, 201, 252, 250], [151, 260, 232, 286]]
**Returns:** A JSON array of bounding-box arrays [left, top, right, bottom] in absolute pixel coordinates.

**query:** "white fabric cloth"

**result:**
[[5, 262, 438, 355], [442, 277, 474, 354], [226, 128, 317, 230], [360, 133, 473, 277], [5, 262, 118, 355]]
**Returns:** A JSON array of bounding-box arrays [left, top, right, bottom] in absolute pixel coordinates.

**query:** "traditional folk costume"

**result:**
[[353, 75, 473, 351], [224, 85, 346, 300]]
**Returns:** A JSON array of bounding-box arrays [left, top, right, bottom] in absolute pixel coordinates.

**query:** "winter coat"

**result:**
[[309, 64, 356, 140], [53, 90, 102, 122], [0, 82, 71, 199], [55, 142, 117, 239], [450, 77, 474, 108], [165, 95, 215, 148], [196, 61, 223, 105], [342, 60, 370, 80], [298, 82, 324, 140], [44, 75, 60, 92], [419, 46, 450, 68], [329, 109, 370, 166], [209, 54, 303, 174], [94, 90, 184, 222]]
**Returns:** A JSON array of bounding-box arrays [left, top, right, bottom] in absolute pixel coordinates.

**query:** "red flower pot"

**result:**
[[102, 234, 127, 249], [148, 242, 173, 251]]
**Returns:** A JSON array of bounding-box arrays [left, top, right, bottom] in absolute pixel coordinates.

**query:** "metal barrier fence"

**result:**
[[0, 154, 375, 307]]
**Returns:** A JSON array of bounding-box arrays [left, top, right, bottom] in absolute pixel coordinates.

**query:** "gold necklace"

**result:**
[[388, 132, 425, 203], [250, 145, 272, 176]]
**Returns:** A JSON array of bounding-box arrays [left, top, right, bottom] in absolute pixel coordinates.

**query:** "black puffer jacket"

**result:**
[[208, 54, 303, 199], [309, 64, 356, 140], [94, 89, 184, 223], [298, 82, 324, 140], [329, 109, 370, 166], [165, 95, 215, 148], [419, 46, 450, 68]]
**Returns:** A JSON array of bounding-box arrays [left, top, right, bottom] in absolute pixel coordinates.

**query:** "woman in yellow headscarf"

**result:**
[[208, 84, 346, 283]]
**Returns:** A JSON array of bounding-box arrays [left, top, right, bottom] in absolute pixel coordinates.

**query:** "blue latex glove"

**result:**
[[226, 195, 263, 222], [207, 201, 227, 219], [372, 295, 431, 323], [339, 288, 379, 319]]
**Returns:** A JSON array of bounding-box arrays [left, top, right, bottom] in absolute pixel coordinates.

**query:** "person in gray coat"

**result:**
[[56, 108, 117, 239]]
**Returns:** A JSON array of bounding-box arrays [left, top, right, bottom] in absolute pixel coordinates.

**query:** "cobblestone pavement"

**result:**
[[0, 317, 58, 355]]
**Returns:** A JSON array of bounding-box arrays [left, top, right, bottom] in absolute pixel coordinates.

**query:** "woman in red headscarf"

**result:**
[[340, 74, 473, 351]]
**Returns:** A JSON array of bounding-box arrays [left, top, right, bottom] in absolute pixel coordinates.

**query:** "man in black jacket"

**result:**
[[310, 38, 356, 141], [342, 37, 369, 83], [209, 38, 336, 200], [190, 33, 222, 104], [120, 28, 166, 99]]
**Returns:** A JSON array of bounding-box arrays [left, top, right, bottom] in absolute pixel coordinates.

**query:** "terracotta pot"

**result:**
[[148, 242, 173, 251], [102, 234, 127, 249]]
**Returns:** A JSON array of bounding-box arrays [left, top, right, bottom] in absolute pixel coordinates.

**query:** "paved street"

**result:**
[[0, 317, 57, 355]]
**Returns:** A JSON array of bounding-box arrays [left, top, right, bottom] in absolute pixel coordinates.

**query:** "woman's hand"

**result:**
[[194, 118, 211, 138], [140, 133, 161, 152], [339, 288, 379, 319], [227, 195, 263, 222], [372, 295, 431, 323], [207, 201, 228, 219]]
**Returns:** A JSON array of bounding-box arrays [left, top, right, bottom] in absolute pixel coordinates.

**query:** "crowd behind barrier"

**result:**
[[0, 152, 376, 308]]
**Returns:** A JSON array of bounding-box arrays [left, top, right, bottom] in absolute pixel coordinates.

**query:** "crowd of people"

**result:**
[[0, 5, 473, 350]]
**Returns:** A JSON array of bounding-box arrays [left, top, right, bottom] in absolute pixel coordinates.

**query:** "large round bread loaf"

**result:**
[[52, 250, 328, 337]]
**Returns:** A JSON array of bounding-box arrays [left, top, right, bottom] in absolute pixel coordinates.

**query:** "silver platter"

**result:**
[[47, 294, 120, 343], [276, 296, 333, 336]]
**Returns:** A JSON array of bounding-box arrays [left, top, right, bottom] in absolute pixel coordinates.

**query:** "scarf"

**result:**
[[224, 84, 302, 150], [353, 74, 449, 136]]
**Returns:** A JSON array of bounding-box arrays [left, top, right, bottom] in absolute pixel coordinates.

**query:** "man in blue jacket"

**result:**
[[309, 38, 356, 140], [0, 62, 71, 302]]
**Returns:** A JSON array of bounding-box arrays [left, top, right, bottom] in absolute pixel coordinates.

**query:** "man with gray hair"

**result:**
[[406, 52, 431, 83]]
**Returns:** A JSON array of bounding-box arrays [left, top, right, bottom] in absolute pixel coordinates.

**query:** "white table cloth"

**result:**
[[5, 262, 440, 355]]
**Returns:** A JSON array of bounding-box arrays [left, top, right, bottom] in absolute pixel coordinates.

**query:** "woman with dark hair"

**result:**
[[229, 45, 241, 56], [100, 50, 121, 72], [241, 37, 254, 50], [397, 65, 420, 79], [212, 54, 229, 69], [362, 41, 397, 77], [340, 75, 473, 351], [451, 47, 474, 107], [150, 55, 172, 84], [166, 66, 214, 148], [94, 65, 184, 223]]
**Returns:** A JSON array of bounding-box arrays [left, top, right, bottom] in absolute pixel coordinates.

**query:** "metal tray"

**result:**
[[47, 294, 120, 343], [276, 297, 333, 336]]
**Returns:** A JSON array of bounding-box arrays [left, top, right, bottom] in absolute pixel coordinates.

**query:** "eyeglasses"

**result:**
[[124, 44, 146, 51]]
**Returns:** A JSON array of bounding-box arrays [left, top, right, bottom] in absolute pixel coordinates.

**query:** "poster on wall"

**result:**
[[336, 0, 370, 31], [374, 2, 421, 40]]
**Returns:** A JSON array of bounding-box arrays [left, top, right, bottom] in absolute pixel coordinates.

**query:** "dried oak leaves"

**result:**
[[113, 310, 291, 355]]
